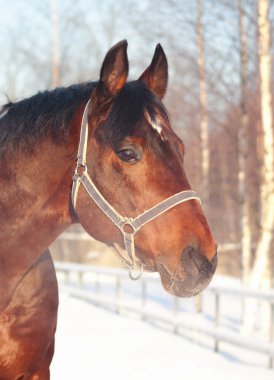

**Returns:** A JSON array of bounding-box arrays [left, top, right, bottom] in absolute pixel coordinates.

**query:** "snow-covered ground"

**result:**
[[51, 291, 274, 380]]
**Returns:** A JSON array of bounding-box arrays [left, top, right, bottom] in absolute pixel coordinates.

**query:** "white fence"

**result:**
[[54, 261, 274, 369]]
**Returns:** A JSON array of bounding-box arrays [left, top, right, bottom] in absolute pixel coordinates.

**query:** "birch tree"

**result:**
[[196, 0, 210, 208], [194, 0, 210, 313], [49, 0, 60, 88], [243, 0, 274, 334], [238, 0, 252, 287]]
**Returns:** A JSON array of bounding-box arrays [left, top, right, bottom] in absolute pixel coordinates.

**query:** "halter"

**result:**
[[71, 100, 201, 280]]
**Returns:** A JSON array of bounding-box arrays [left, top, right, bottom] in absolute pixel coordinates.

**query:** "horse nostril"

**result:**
[[181, 246, 217, 275]]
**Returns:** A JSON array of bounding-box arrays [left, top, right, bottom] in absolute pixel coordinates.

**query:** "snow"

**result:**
[[51, 291, 274, 380]]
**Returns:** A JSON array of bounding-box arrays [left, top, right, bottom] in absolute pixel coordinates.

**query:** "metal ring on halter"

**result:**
[[121, 220, 137, 235], [129, 263, 144, 280]]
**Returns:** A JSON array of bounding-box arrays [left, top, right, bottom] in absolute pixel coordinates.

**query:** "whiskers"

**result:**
[[156, 253, 184, 289]]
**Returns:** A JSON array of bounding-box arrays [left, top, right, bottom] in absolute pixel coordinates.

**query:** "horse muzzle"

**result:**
[[156, 246, 218, 297]]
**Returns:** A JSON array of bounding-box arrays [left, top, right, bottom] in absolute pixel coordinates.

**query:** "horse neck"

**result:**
[[0, 136, 76, 309]]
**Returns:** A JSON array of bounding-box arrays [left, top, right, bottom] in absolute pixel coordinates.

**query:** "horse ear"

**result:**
[[98, 40, 129, 97], [138, 44, 168, 99]]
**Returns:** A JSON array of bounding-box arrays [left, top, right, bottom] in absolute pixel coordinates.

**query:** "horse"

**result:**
[[0, 40, 217, 379]]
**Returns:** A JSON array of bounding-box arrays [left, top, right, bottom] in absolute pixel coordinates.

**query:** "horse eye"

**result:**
[[117, 148, 140, 163]]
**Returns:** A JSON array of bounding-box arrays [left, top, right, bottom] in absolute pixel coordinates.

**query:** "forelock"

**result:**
[[100, 81, 169, 149]]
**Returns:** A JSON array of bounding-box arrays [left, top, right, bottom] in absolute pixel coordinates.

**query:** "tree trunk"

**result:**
[[49, 0, 60, 88], [196, 0, 209, 207], [195, 0, 209, 314], [238, 0, 252, 287], [243, 0, 274, 335]]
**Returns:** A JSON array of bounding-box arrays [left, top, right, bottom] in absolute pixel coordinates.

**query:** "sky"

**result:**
[[0, 0, 243, 106]]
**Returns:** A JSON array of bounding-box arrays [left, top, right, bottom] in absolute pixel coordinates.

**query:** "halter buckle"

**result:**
[[74, 162, 88, 177]]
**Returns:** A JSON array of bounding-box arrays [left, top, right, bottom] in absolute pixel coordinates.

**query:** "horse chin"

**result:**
[[156, 262, 213, 298]]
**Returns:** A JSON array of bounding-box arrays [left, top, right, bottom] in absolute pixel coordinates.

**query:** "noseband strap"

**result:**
[[72, 100, 201, 280]]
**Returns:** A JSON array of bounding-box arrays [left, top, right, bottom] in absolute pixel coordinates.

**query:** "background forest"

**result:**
[[0, 0, 273, 299]]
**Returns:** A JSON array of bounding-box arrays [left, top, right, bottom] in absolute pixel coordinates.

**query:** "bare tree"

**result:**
[[238, 0, 252, 286], [243, 0, 274, 334], [196, 0, 210, 207], [49, 0, 60, 88], [194, 0, 210, 313]]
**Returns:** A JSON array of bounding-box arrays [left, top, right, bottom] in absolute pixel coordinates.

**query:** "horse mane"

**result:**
[[0, 80, 169, 155], [0, 82, 95, 154]]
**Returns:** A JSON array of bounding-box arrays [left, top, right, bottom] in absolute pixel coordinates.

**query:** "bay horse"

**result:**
[[0, 40, 217, 379]]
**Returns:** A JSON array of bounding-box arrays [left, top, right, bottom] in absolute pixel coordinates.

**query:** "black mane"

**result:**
[[0, 80, 169, 155], [0, 82, 95, 154]]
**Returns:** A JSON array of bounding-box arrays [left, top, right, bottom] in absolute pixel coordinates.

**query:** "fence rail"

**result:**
[[54, 261, 274, 369]]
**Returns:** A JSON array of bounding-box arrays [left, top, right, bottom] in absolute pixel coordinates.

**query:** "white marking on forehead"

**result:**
[[146, 113, 167, 141], [150, 118, 163, 135]]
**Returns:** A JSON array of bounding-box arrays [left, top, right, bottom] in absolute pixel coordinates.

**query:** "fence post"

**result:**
[[116, 276, 122, 314], [214, 292, 220, 352], [141, 281, 147, 320], [173, 296, 180, 334], [78, 271, 84, 286], [95, 273, 100, 294], [269, 301, 274, 369], [64, 270, 70, 285]]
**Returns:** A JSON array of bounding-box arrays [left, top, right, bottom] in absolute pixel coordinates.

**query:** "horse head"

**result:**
[[72, 40, 217, 297]]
